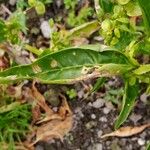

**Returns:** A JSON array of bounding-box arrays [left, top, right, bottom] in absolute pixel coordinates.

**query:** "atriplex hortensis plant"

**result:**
[[0, 0, 149, 130]]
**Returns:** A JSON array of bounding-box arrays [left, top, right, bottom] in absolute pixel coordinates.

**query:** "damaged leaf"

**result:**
[[0, 46, 135, 84], [101, 123, 150, 138], [30, 95, 73, 145]]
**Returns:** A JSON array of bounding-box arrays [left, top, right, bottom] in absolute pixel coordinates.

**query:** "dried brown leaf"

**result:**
[[30, 95, 73, 146], [32, 104, 41, 124], [101, 123, 150, 138], [31, 81, 53, 115], [32, 116, 73, 145]]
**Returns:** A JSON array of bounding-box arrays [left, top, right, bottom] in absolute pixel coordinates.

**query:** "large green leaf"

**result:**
[[0, 46, 134, 84], [115, 80, 139, 129], [137, 0, 150, 35]]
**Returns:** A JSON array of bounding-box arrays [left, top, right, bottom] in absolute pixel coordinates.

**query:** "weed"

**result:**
[[0, 104, 31, 149]]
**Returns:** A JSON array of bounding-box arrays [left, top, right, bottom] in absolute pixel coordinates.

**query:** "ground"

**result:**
[[0, 0, 150, 150]]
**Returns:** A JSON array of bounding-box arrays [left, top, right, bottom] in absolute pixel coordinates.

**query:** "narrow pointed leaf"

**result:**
[[115, 80, 139, 129]]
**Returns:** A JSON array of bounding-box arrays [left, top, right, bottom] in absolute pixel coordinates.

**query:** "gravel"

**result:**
[[99, 116, 107, 122], [92, 98, 105, 109], [40, 20, 52, 39], [103, 107, 111, 114], [9, 0, 17, 6], [129, 113, 142, 124], [91, 114, 96, 119], [140, 93, 148, 103], [97, 130, 103, 138], [137, 138, 145, 146], [35, 145, 44, 150]]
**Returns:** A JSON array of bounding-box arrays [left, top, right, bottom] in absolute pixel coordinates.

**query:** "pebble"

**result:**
[[103, 107, 111, 114], [85, 121, 97, 130], [105, 101, 114, 110], [56, 0, 63, 8], [97, 130, 103, 138], [129, 113, 142, 124], [9, 0, 17, 6], [138, 138, 145, 146], [92, 98, 105, 109], [140, 132, 146, 139], [140, 93, 148, 103], [74, 107, 84, 118], [99, 116, 107, 122], [35, 145, 44, 150], [40, 20, 52, 39], [91, 114, 96, 119], [95, 143, 103, 150], [78, 90, 84, 99]]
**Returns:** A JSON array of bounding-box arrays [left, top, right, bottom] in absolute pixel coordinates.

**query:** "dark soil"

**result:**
[[35, 81, 150, 150], [0, 0, 150, 150]]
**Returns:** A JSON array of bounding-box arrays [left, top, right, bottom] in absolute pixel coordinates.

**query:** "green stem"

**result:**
[[25, 44, 43, 56]]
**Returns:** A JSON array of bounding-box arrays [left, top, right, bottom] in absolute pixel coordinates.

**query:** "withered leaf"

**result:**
[[30, 94, 73, 146], [31, 82, 53, 115], [101, 123, 150, 138], [32, 116, 73, 145]]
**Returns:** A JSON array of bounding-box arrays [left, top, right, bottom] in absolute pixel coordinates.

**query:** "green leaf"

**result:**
[[137, 0, 150, 35], [99, 0, 114, 13], [0, 46, 134, 84], [146, 142, 150, 150], [115, 80, 139, 129], [0, 19, 7, 42], [124, 1, 142, 17], [0, 102, 21, 114], [35, 1, 45, 15], [28, 0, 36, 6], [117, 0, 130, 5], [133, 64, 150, 75], [91, 77, 106, 92], [68, 20, 100, 39]]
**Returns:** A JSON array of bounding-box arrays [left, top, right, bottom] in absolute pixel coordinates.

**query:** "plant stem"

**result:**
[[25, 44, 43, 56]]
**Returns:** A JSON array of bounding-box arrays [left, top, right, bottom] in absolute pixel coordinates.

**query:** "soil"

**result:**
[[35, 81, 150, 150], [0, 0, 150, 150]]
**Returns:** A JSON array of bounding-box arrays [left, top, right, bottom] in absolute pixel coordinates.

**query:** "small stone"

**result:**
[[40, 20, 52, 39], [88, 102, 93, 107], [97, 130, 103, 138], [78, 90, 84, 99], [129, 113, 142, 124], [56, 0, 63, 8], [103, 107, 111, 114], [52, 107, 58, 112], [92, 98, 105, 108], [105, 101, 114, 110], [137, 138, 145, 146], [35, 145, 44, 150], [106, 141, 111, 146], [140, 132, 146, 139], [95, 143, 103, 150], [91, 114, 96, 119], [9, 0, 17, 6], [85, 121, 97, 130], [108, 80, 115, 86], [99, 116, 107, 122], [74, 107, 84, 118], [140, 93, 148, 103]]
